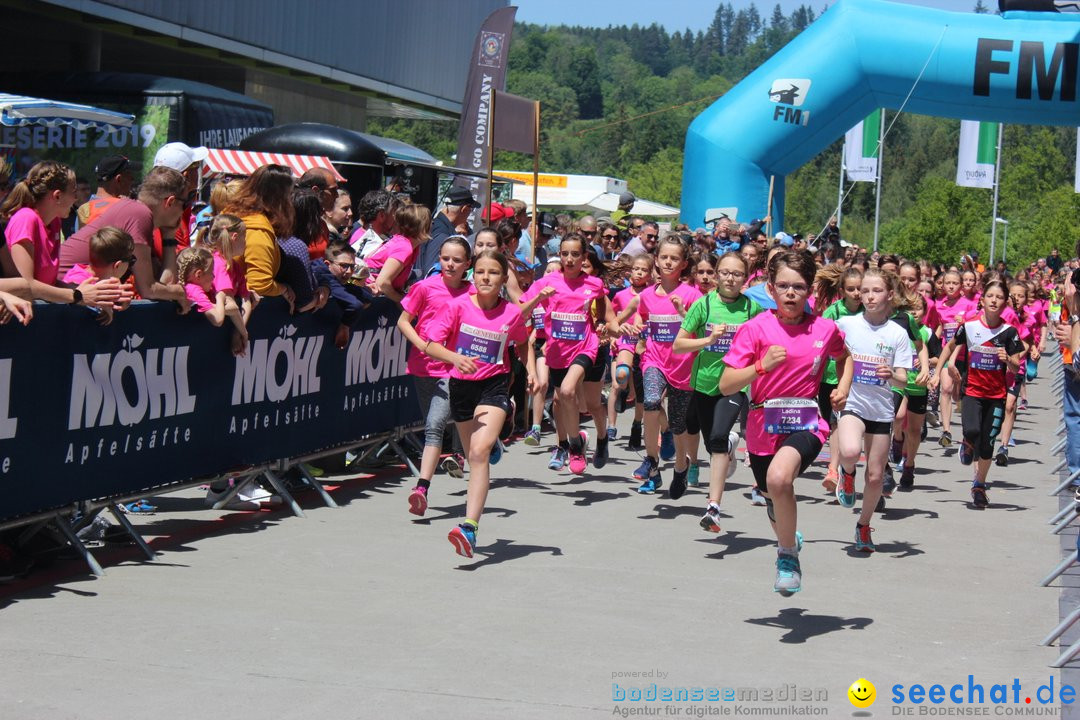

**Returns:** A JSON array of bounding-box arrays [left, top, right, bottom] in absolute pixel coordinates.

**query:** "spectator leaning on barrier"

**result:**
[[223, 163, 296, 312], [60, 166, 189, 310], [367, 202, 431, 304], [277, 188, 330, 313], [60, 226, 135, 326], [0, 160, 77, 286], [312, 240, 375, 349], [352, 189, 398, 259]]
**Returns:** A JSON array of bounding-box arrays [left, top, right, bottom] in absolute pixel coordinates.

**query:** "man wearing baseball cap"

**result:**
[[152, 142, 207, 254], [77, 154, 136, 227], [418, 185, 478, 279]]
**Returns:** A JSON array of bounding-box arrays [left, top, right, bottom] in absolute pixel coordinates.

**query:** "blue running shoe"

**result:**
[[448, 524, 476, 558], [836, 469, 856, 508], [490, 440, 503, 466], [633, 456, 657, 480], [660, 431, 676, 461], [855, 523, 875, 552], [958, 440, 973, 467], [548, 446, 568, 471], [795, 530, 804, 553], [637, 469, 663, 494], [687, 464, 700, 487], [774, 553, 802, 595], [607, 427, 618, 441]]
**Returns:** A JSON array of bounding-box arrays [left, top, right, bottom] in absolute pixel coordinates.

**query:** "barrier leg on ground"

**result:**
[[262, 471, 305, 519], [1051, 510, 1080, 535], [208, 472, 258, 511], [1052, 637, 1080, 669], [107, 504, 157, 560], [1043, 605, 1080, 647], [295, 463, 339, 509], [1050, 468, 1080, 491], [1050, 501, 1078, 525], [385, 438, 420, 478], [51, 514, 105, 578]]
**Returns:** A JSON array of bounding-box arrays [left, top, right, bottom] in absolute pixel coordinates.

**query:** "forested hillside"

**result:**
[[369, 2, 1080, 266]]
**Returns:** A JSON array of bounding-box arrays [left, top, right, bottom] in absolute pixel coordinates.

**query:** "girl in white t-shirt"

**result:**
[[833, 269, 914, 553]]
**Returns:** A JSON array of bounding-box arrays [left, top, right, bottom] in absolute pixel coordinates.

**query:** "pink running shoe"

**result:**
[[568, 431, 589, 475], [408, 486, 428, 516]]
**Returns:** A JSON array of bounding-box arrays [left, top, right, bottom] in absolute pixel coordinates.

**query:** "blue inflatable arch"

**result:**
[[681, 0, 1080, 229]]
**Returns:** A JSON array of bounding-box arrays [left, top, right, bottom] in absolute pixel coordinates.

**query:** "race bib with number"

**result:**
[[968, 344, 1002, 371], [548, 312, 588, 341], [761, 397, 819, 435], [944, 323, 959, 344], [704, 322, 738, 354], [852, 353, 888, 386], [647, 314, 682, 344], [455, 323, 507, 365], [530, 306, 545, 331]]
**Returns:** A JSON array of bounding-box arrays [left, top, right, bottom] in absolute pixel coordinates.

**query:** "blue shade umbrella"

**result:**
[[0, 93, 134, 130]]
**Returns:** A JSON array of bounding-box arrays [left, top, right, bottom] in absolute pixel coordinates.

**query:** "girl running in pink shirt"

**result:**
[[607, 254, 653, 453], [935, 271, 978, 447], [721, 251, 851, 595], [425, 250, 536, 558], [519, 234, 621, 475], [396, 236, 473, 517], [620, 235, 702, 497]]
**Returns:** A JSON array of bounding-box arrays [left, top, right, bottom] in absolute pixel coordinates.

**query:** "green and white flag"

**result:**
[[956, 120, 998, 189], [844, 109, 880, 183]]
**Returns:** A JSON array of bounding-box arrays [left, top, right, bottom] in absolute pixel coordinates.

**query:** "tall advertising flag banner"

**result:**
[[1075, 128, 1079, 194], [956, 120, 998, 189], [844, 109, 880, 183], [455, 6, 517, 211]]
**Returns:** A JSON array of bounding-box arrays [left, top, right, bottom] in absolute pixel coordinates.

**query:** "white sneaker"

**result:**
[[750, 487, 767, 506], [726, 431, 740, 479], [236, 481, 281, 505]]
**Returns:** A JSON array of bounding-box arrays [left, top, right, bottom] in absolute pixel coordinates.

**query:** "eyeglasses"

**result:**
[[125, 255, 137, 267], [774, 282, 809, 294], [631, 225, 644, 231], [332, 260, 356, 271], [717, 270, 746, 279], [602, 233, 619, 240]]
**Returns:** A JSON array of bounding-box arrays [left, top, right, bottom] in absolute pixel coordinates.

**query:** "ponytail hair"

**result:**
[[0, 161, 75, 222], [814, 263, 863, 310]]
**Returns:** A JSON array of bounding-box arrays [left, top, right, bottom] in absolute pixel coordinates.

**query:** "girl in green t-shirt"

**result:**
[[673, 252, 764, 534]]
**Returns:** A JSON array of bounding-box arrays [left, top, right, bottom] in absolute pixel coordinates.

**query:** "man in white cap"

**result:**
[[152, 142, 207, 253]]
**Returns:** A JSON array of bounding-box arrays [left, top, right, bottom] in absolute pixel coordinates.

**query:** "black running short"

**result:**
[[747, 431, 823, 492], [449, 374, 512, 422], [549, 353, 596, 388]]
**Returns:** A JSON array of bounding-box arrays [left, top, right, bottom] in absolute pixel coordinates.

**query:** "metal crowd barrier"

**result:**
[[1034, 350, 1080, 669]]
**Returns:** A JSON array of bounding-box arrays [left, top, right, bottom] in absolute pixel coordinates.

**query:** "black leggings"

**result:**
[[961, 396, 1005, 461], [693, 391, 747, 454]]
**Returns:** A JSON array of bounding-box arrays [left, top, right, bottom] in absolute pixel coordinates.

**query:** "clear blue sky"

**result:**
[[514, 0, 984, 32]]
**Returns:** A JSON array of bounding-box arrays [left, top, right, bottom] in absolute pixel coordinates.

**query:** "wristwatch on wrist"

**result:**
[[70, 288, 83, 305]]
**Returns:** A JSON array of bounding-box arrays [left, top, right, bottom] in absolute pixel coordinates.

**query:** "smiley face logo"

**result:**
[[848, 678, 876, 709]]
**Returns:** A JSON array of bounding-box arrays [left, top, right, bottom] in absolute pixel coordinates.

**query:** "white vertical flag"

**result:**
[[844, 109, 880, 183], [956, 120, 998, 189], [1075, 128, 1079, 193]]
